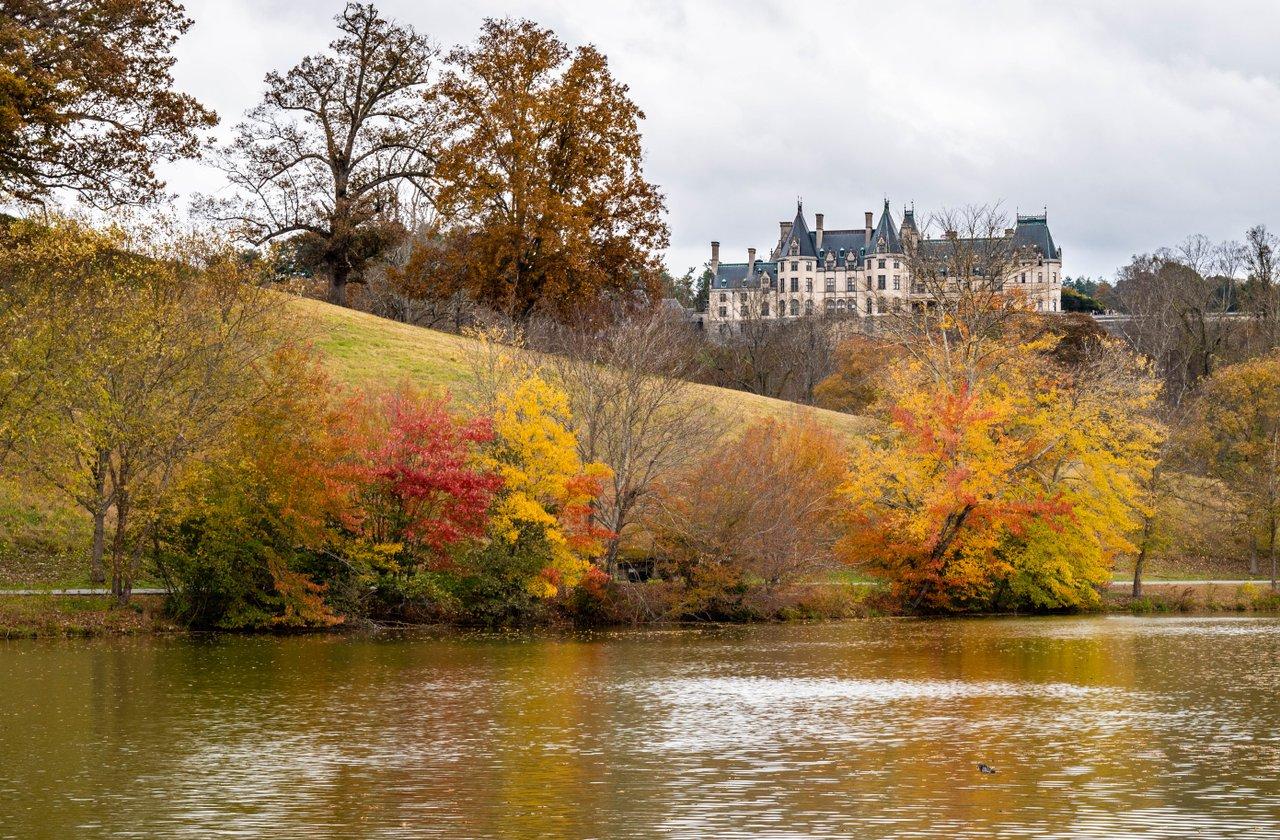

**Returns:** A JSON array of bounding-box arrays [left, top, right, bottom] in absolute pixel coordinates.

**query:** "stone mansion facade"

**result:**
[[706, 200, 1063, 324]]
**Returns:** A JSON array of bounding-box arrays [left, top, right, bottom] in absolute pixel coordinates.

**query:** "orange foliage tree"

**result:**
[[841, 329, 1163, 612], [429, 18, 669, 319], [158, 346, 353, 628]]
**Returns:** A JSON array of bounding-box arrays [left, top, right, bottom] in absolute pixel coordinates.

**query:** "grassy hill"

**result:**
[[294, 297, 873, 437]]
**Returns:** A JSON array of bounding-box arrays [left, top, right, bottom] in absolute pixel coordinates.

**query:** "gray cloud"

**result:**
[[159, 0, 1280, 282]]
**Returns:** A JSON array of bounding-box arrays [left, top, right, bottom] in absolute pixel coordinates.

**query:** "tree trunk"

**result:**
[[1271, 512, 1278, 592], [328, 261, 350, 307], [1132, 544, 1147, 598], [90, 508, 106, 585], [89, 448, 109, 583], [110, 488, 130, 606], [1250, 539, 1259, 576]]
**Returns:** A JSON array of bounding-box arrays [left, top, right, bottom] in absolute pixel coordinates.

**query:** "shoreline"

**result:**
[[4, 580, 1280, 640]]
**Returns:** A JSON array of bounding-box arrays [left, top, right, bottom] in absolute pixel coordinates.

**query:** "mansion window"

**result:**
[[1020, 273, 1026, 283], [740, 303, 748, 316], [825, 278, 835, 292], [846, 279, 855, 291], [719, 292, 727, 302], [718, 306, 727, 317], [865, 298, 873, 314], [892, 276, 900, 291], [1038, 273, 1044, 282], [865, 277, 872, 291], [877, 275, 886, 290], [762, 301, 770, 316], [878, 259, 886, 269], [805, 300, 814, 315], [805, 279, 813, 292], [790, 261, 798, 271], [894, 260, 900, 269], [789, 299, 799, 316]]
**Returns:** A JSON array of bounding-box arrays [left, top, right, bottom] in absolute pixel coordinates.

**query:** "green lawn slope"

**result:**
[[294, 297, 872, 438]]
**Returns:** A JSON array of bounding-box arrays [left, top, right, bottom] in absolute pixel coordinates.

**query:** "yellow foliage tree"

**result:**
[[1185, 354, 1280, 588], [486, 375, 611, 597]]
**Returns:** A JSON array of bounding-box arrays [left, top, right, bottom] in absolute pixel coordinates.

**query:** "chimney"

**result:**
[[815, 213, 824, 251], [710, 240, 720, 274], [1004, 227, 1015, 236], [864, 211, 874, 245], [747, 247, 756, 276], [780, 220, 793, 243]]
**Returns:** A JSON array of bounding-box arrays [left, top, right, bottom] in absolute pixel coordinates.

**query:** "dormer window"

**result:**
[[789, 240, 799, 256]]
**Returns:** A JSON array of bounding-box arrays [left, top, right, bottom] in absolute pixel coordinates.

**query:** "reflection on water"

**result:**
[[3, 616, 1280, 838]]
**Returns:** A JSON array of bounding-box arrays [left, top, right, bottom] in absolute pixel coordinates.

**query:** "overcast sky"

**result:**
[[160, 0, 1280, 281]]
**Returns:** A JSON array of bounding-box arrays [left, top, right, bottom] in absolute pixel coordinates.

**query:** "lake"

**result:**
[[2, 616, 1279, 838]]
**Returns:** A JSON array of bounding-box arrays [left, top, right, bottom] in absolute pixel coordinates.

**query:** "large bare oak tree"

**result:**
[[203, 3, 439, 305]]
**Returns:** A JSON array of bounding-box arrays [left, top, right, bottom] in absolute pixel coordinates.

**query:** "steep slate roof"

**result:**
[[1012, 214, 1061, 259], [871, 199, 902, 253], [778, 204, 818, 258]]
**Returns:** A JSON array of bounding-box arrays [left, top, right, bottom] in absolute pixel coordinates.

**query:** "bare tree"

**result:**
[[1244, 224, 1280, 349], [542, 307, 721, 575], [1214, 239, 1248, 313], [1114, 247, 1238, 405], [704, 283, 797, 398], [882, 204, 1027, 387], [201, 3, 439, 306]]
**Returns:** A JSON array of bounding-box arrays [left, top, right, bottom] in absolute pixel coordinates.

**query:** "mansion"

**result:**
[[706, 200, 1063, 324]]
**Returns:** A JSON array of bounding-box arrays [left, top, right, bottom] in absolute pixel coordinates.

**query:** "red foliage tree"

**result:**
[[350, 391, 502, 565]]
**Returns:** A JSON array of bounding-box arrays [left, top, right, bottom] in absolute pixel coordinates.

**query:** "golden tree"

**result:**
[[485, 375, 611, 597], [1186, 354, 1280, 588]]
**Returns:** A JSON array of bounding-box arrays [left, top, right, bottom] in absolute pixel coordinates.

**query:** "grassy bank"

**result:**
[[1103, 581, 1280, 614], [0, 595, 177, 639]]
